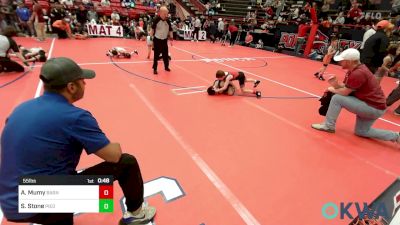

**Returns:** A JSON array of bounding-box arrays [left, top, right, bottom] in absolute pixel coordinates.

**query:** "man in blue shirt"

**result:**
[[15, 2, 34, 37], [0, 57, 156, 225]]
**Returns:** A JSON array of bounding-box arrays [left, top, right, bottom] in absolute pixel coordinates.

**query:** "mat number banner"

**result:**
[[182, 29, 206, 41], [87, 24, 123, 37]]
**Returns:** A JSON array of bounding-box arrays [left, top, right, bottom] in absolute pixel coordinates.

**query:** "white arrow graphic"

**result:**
[[143, 177, 185, 202]]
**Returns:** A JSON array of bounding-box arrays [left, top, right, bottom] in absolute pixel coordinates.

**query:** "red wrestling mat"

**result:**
[[1, 38, 400, 225]]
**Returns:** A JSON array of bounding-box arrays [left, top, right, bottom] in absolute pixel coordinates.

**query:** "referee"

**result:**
[[150, 6, 173, 75]]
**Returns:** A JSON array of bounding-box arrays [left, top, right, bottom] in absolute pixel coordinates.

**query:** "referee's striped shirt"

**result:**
[[152, 16, 172, 40]]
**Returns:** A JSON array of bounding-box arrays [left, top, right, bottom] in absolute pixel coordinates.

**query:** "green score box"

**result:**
[[99, 199, 114, 213]]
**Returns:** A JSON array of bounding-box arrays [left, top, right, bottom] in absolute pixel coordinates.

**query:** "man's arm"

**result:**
[[328, 86, 353, 96], [95, 143, 122, 163]]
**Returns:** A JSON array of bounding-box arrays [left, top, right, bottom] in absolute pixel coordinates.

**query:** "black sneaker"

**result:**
[[134, 50, 138, 55], [165, 68, 171, 72], [254, 80, 260, 88], [319, 76, 325, 81], [255, 91, 261, 98], [153, 70, 158, 75], [314, 72, 319, 78]]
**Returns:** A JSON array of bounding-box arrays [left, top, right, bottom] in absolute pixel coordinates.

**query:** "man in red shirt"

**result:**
[[228, 20, 238, 47], [30, 0, 45, 41], [312, 48, 400, 144]]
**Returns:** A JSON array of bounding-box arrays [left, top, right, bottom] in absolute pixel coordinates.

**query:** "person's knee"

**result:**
[[330, 94, 345, 104], [119, 153, 139, 167]]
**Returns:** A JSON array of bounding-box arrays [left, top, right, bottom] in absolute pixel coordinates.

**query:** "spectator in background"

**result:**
[[30, 0, 46, 41], [260, 20, 269, 30], [138, 18, 144, 28], [347, 2, 362, 24], [122, 0, 135, 8], [208, 20, 217, 42], [52, 18, 72, 39], [294, 20, 311, 55], [87, 7, 98, 24], [217, 18, 224, 40], [360, 19, 378, 53], [320, 1, 330, 18], [76, 5, 88, 26], [203, 18, 210, 34], [228, 20, 238, 47], [171, 21, 178, 40], [374, 44, 397, 84], [60, 0, 74, 8], [82, 0, 93, 7], [50, 5, 66, 22], [16, 2, 34, 37], [261, 5, 274, 19], [184, 15, 191, 29], [304, 2, 318, 25], [333, 12, 345, 24], [243, 32, 253, 47], [292, 7, 299, 20], [192, 16, 201, 42], [361, 20, 393, 73], [320, 16, 332, 36], [43, 9, 52, 33], [111, 10, 120, 25], [101, 0, 111, 6], [310, 2, 318, 24], [134, 24, 145, 40], [358, 13, 372, 26], [99, 15, 110, 25]]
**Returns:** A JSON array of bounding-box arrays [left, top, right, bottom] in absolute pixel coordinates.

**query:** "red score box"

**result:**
[[99, 185, 113, 199]]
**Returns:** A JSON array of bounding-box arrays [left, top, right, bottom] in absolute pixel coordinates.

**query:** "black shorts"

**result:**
[[236, 72, 246, 87]]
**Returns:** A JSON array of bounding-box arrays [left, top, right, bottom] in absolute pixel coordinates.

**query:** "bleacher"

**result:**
[[23, 0, 156, 18]]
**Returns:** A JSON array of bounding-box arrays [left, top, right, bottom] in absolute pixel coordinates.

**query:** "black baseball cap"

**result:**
[[40, 57, 95, 86]]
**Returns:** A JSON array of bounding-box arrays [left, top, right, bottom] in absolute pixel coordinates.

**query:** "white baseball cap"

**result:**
[[333, 48, 360, 61]]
